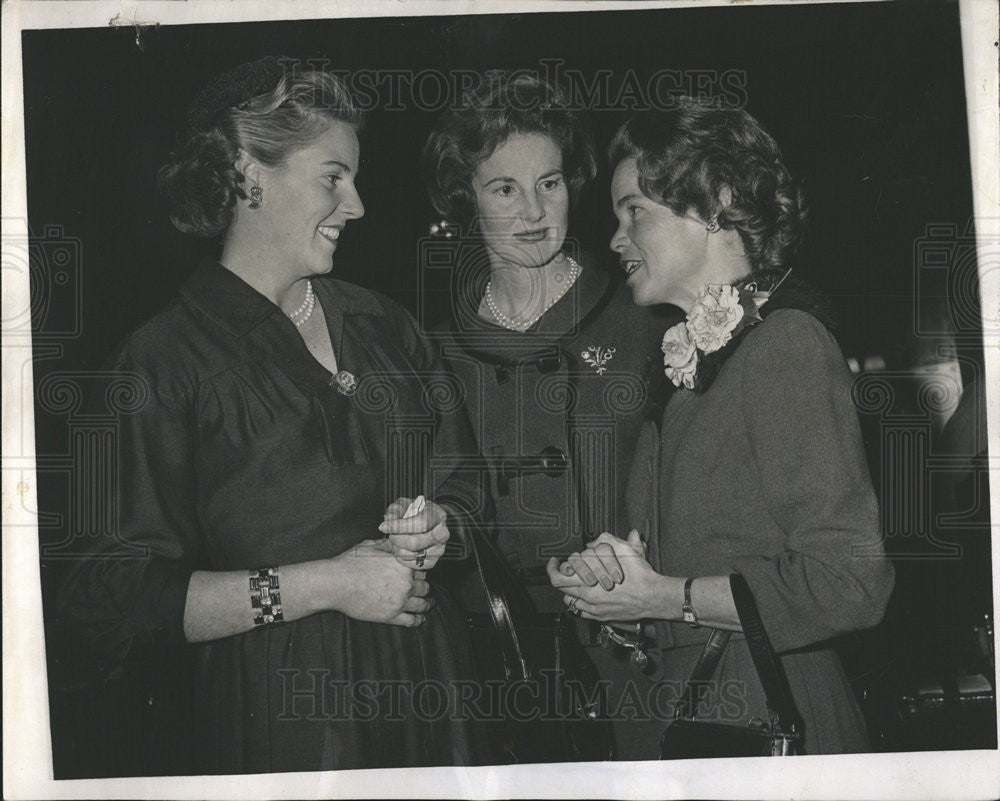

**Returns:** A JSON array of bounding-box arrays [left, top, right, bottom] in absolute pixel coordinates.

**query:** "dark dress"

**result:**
[[435, 252, 676, 758], [627, 308, 896, 757], [58, 260, 489, 773]]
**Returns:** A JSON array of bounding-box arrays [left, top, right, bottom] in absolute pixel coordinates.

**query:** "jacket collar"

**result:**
[[448, 251, 619, 365], [180, 259, 384, 338]]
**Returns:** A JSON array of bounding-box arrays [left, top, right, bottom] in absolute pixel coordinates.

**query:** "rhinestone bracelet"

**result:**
[[249, 567, 283, 626]]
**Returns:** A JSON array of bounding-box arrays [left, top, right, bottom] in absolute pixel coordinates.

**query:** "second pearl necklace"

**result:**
[[484, 255, 580, 332]]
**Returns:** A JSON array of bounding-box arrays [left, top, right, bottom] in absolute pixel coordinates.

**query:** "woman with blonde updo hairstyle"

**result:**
[[60, 57, 489, 773]]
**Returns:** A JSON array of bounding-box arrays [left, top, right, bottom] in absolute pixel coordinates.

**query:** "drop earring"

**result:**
[[248, 185, 263, 209]]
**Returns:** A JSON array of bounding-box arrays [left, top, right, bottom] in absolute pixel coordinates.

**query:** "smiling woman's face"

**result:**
[[257, 120, 365, 278], [471, 132, 569, 271]]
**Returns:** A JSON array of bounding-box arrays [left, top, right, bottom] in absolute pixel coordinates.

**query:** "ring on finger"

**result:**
[[567, 597, 582, 617], [415, 549, 426, 568]]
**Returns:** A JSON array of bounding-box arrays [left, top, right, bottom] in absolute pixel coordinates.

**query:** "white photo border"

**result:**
[[3, 1, 998, 799]]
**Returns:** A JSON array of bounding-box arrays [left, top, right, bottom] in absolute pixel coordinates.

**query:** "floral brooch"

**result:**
[[661, 283, 767, 390], [582, 345, 616, 375]]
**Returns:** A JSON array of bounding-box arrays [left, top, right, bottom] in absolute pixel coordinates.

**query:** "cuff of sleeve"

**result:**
[[143, 560, 195, 646]]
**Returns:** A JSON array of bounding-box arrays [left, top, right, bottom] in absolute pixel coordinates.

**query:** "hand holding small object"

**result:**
[[379, 495, 450, 570]]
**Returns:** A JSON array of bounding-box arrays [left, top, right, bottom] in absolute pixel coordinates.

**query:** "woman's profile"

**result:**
[[551, 100, 895, 757], [58, 57, 490, 773]]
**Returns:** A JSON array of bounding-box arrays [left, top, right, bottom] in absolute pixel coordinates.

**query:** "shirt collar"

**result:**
[[180, 259, 384, 338]]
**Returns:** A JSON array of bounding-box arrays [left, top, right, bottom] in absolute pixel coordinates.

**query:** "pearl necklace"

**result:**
[[288, 280, 315, 328], [484, 256, 580, 332]]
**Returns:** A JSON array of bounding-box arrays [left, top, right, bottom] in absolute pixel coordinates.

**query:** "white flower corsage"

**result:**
[[661, 281, 773, 390], [660, 323, 699, 390]]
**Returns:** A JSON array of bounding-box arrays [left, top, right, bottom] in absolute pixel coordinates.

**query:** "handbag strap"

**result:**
[[448, 509, 533, 679], [675, 574, 800, 733], [729, 573, 799, 731], [675, 629, 732, 718]]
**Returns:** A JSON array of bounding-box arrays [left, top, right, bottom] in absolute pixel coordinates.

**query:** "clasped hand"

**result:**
[[546, 530, 662, 622], [328, 497, 450, 628], [333, 538, 433, 627]]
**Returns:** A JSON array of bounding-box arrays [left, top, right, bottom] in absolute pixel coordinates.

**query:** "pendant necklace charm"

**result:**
[[630, 648, 650, 671]]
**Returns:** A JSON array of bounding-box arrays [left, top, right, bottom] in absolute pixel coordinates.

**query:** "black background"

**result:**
[[22, 1, 992, 777], [23, 2, 974, 369]]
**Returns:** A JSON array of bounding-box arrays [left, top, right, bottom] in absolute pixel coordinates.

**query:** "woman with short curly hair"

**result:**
[[424, 73, 671, 761], [550, 100, 894, 756], [424, 74, 598, 227], [607, 103, 806, 288], [59, 57, 489, 773]]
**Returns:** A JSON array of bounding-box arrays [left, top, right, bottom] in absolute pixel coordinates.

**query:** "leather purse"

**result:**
[[455, 515, 616, 764], [659, 573, 802, 759]]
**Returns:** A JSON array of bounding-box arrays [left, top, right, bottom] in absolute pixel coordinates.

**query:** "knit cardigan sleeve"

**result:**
[[729, 309, 894, 652]]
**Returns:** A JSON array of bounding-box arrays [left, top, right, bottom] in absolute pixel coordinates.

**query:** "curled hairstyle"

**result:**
[[422, 73, 598, 226], [158, 58, 365, 237], [609, 99, 806, 284]]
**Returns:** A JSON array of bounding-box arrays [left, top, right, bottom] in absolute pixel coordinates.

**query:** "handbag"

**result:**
[[454, 514, 616, 763], [659, 573, 802, 759]]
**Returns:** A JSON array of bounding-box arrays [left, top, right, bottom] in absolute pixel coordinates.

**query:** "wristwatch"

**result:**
[[682, 576, 700, 628]]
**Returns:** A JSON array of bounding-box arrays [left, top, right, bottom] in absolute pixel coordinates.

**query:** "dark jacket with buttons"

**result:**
[[434, 252, 676, 611]]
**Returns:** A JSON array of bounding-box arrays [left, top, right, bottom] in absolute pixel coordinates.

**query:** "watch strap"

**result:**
[[682, 576, 699, 627]]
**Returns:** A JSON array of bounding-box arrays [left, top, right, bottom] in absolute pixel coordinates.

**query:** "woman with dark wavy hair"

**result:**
[[59, 57, 488, 773], [549, 100, 895, 756], [423, 73, 672, 761]]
